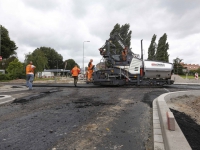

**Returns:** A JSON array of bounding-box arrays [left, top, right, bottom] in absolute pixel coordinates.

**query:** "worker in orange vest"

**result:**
[[121, 46, 128, 61], [71, 65, 80, 86], [26, 61, 36, 90], [87, 59, 94, 82]]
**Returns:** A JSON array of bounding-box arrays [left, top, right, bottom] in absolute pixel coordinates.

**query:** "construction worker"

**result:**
[[87, 59, 94, 82], [121, 46, 128, 61], [71, 65, 80, 86], [195, 72, 199, 80], [26, 61, 36, 90], [99, 48, 106, 56]]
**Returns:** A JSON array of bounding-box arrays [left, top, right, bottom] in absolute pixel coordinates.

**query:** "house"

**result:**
[[180, 63, 200, 71], [37, 69, 71, 78]]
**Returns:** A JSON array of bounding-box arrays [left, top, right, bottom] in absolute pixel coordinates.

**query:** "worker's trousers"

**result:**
[[26, 74, 34, 90]]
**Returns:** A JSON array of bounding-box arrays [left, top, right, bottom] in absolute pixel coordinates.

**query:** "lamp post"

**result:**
[[83, 41, 90, 75], [57, 60, 58, 76]]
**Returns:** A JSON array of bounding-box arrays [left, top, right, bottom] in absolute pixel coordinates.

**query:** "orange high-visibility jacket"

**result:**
[[71, 66, 80, 76], [87, 62, 93, 80], [26, 64, 34, 74], [88, 62, 94, 71], [122, 50, 127, 61]]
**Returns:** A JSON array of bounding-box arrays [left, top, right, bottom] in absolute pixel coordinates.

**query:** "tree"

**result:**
[[0, 25, 18, 58], [39, 47, 63, 69], [173, 57, 184, 75], [148, 34, 157, 60], [25, 49, 48, 73], [109, 23, 132, 53], [6, 58, 24, 79], [0, 56, 17, 70], [155, 33, 169, 62], [64, 59, 79, 70], [190, 68, 200, 75]]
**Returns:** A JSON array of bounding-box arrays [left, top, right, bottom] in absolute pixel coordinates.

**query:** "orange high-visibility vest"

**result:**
[[26, 64, 34, 74], [87, 62, 93, 80], [71, 67, 80, 76], [88, 62, 93, 70]]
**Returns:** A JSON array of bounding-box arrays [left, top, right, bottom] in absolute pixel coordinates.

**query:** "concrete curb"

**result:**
[[0, 95, 15, 105], [153, 90, 200, 150], [174, 82, 200, 85]]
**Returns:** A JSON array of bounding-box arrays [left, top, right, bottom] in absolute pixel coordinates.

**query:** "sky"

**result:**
[[0, 0, 200, 68]]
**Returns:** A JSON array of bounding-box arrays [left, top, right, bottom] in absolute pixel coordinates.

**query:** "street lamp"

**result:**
[[57, 60, 58, 76], [83, 41, 90, 75]]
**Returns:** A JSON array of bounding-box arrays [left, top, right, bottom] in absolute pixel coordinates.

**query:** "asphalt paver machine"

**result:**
[[92, 33, 174, 86]]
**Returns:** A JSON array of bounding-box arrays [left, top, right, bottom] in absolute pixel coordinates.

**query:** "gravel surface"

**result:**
[[0, 86, 165, 150], [1, 77, 200, 150]]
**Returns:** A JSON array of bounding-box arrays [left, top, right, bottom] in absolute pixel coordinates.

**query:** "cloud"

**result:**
[[21, 0, 60, 11], [0, 0, 200, 68], [158, 0, 200, 38]]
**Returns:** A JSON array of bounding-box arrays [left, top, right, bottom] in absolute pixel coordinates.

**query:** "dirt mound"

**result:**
[[171, 109, 200, 150], [167, 95, 200, 150], [167, 95, 200, 124]]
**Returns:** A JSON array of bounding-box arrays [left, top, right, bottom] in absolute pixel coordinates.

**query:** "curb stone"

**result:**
[[153, 90, 200, 150]]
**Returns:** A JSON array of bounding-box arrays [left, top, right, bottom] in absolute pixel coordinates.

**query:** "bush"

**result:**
[[0, 74, 11, 81], [0, 72, 26, 81]]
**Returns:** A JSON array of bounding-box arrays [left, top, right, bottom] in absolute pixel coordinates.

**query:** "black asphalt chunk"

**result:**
[[11, 86, 23, 88], [142, 90, 166, 108], [42, 89, 62, 93], [13, 93, 46, 103], [171, 109, 200, 150], [12, 90, 62, 103]]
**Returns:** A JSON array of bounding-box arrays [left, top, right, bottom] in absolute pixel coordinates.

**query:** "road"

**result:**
[[0, 84, 200, 150]]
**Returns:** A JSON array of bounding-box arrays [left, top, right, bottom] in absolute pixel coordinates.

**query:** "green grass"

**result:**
[[179, 75, 195, 79]]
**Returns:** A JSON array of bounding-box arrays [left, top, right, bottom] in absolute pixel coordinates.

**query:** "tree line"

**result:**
[[0, 25, 79, 80]]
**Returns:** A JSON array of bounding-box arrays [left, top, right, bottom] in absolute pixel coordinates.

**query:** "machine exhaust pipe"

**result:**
[[141, 39, 143, 61], [140, 39, 144, 77]]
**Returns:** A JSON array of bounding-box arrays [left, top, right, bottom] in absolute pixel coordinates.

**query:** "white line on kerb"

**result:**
[[0, 99, 15, 105], [164, 88, 170, 93]]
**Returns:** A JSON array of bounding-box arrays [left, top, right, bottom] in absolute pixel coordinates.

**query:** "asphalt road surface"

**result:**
[[0, 84, 200, 150]]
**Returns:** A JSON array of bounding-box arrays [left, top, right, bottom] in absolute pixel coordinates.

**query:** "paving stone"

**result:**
[[154, 128, 162, 135], [154, 134, 163, 143], [154, 123, 161, 129], [154, 142, 165, 150], [153, 119, 160, 124]]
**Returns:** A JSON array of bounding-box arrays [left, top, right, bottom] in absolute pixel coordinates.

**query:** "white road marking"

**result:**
[[164, 88, 170, 93]]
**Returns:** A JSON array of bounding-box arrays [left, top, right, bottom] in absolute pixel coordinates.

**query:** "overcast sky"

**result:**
[[1, 0, 200, 68]]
